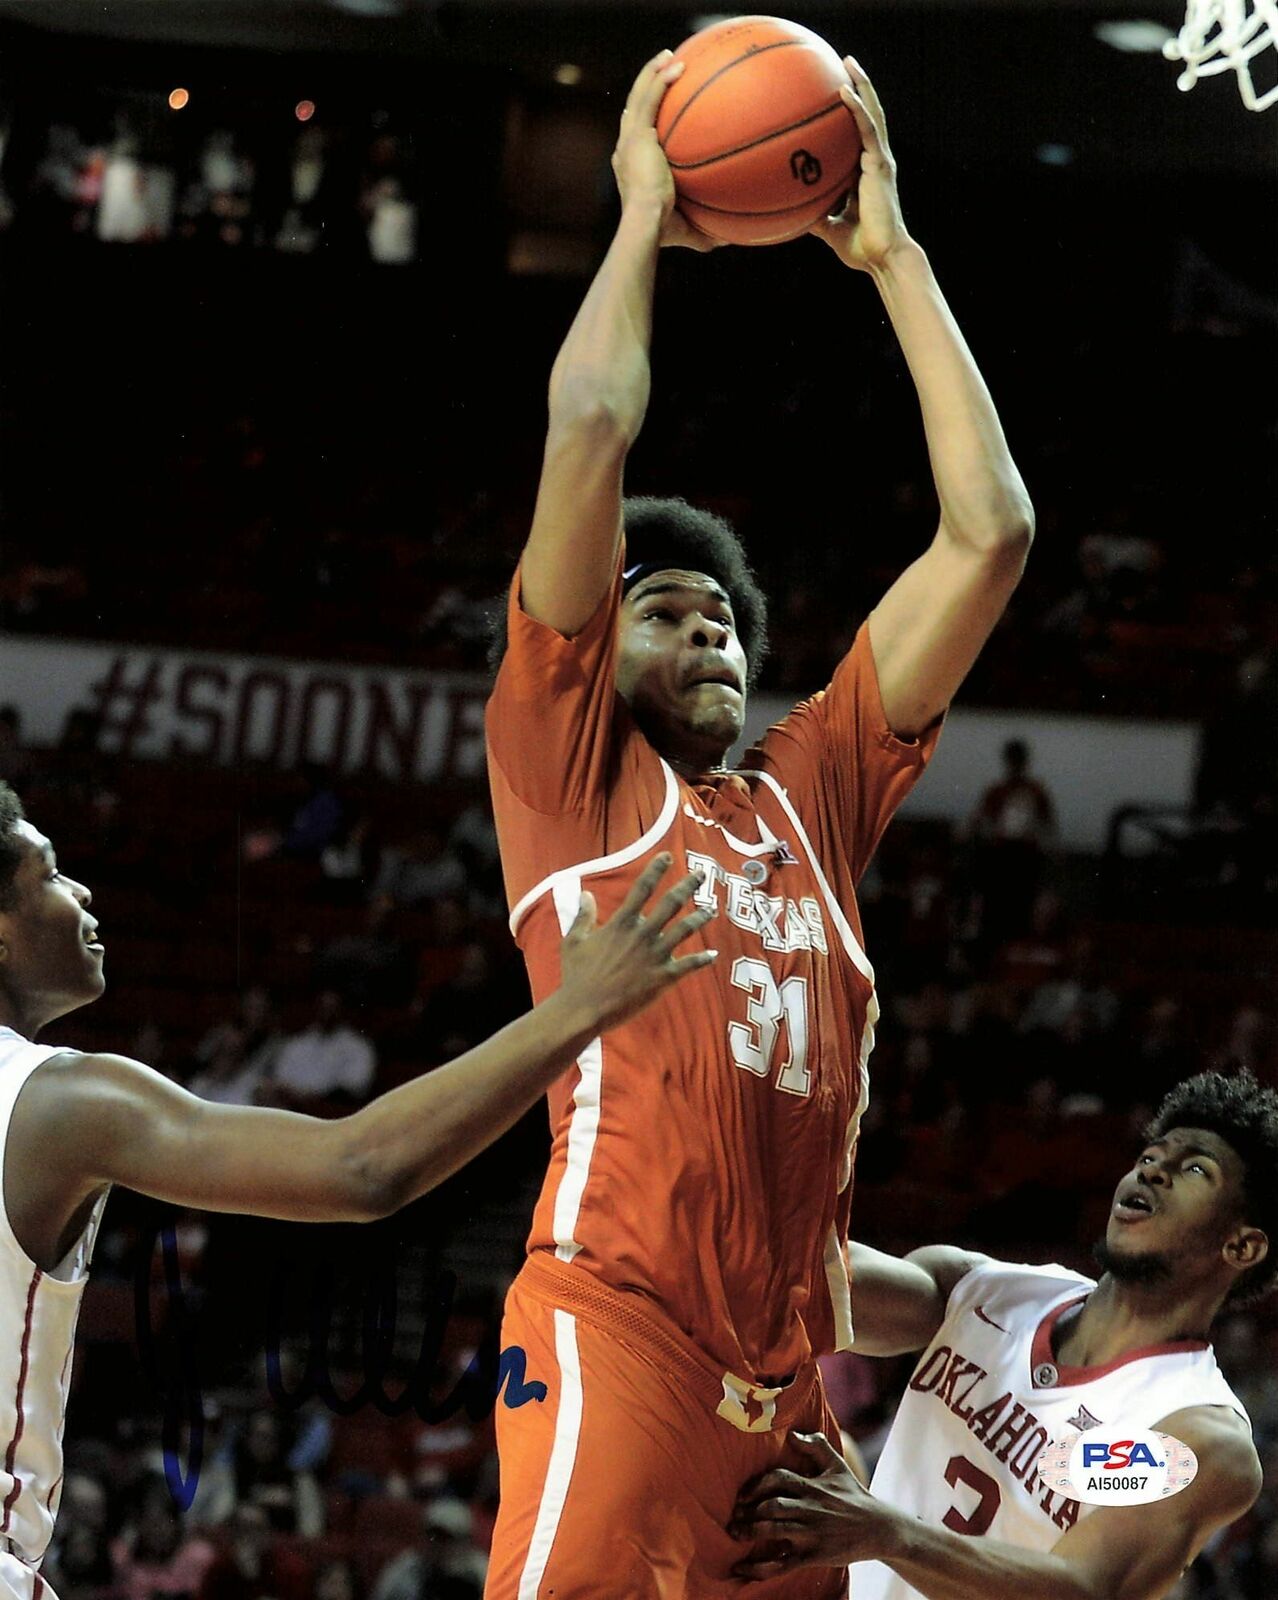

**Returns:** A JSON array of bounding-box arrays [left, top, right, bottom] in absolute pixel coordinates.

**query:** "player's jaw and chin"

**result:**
[[615, 643, 748, 769], [1092, 1234, 1176, 1288], [628, 682, 745, 769], [1096, 1165, 1233, 1289]]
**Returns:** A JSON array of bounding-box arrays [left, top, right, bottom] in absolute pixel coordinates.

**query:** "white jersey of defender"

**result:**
[[855, 1260, 1248, 1600], [0, 1027, 106, 1583]]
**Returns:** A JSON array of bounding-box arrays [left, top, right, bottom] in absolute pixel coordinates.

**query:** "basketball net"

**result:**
[[1164, 0, 1278, 109]]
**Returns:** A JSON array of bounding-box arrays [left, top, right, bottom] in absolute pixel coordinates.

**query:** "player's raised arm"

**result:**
[[520, 49, 715, 638], [811, 59, 1034, 740], [847, 1242, 985, 1355], [730, 1404, 1259, 1596], [7, 857, 715, 1257]]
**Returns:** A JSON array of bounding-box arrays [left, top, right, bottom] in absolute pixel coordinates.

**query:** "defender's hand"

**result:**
[[613, 50, 721, 251], [559, 853, 716, 1032], [809, 58, 910, 271], [729, 1432, 891, 1579]]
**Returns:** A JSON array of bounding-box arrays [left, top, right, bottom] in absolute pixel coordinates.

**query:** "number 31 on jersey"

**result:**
[[727, 956, 811, 1096]]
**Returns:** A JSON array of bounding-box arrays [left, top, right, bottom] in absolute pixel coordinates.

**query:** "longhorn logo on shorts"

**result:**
[[717, 1371, 784, 1434], [789, 149, 823, 186]]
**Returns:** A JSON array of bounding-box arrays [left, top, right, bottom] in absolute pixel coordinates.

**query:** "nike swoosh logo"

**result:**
[[974, 1305, 1008, 1333]]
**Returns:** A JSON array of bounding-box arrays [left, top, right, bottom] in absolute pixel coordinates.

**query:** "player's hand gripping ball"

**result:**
[[656, 15, 862, 246]]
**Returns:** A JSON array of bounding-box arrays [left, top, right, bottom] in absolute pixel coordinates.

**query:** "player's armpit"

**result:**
[[1047, 1406, 1261, 1600], [867, 529, 1028, 740], [848, 1243, 984, 1355]]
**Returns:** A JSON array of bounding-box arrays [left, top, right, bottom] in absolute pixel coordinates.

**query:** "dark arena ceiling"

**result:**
[[0, 0, 1275, 179]]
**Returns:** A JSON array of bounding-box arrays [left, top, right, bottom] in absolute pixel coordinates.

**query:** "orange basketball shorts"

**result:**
[[484, 1254, 849, 1599]]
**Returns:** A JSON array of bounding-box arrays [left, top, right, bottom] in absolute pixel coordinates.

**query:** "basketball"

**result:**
[[656, 15, 862, 247]]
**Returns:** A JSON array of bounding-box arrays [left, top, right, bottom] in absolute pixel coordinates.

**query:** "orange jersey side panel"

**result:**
[[485, 560, 939, 1381]]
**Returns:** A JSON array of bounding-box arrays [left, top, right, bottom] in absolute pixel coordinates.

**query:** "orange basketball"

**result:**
[[656, 15, 861, 247]]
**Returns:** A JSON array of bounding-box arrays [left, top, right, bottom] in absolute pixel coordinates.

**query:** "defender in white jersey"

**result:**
[[0, 782, 716, 1600], [731, 1069, 1273, 1599]]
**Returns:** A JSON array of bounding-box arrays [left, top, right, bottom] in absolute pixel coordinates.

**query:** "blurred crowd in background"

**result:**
[[1, 26, 1277, 1600]]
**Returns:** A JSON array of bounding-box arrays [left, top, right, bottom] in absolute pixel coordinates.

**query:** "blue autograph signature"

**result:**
[[133, 1220, 546, 1510]]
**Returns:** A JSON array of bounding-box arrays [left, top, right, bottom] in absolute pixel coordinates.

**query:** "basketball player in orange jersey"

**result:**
[[0, 779, 712, 1600], [483, 48, 1034, 1600], [729, 1070, 1271, 1598]]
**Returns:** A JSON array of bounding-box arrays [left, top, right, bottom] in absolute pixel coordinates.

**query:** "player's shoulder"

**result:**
[[903, 1245, 991, 1303], [943, 1255, 1094, 1311], [21, 1051, 165, 1130], [1157, 1404, 1261, 1513]]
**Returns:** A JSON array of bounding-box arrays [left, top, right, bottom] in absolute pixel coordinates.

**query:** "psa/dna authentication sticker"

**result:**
[[1037, 1427, 1199, 1506]]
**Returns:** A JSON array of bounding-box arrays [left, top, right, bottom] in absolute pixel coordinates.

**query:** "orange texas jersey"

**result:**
[[485, 558, 940, 1383]]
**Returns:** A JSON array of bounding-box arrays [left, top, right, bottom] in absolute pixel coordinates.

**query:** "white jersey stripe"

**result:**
[[508, 761, 681, 938], [823, 1226, 854, 1351], [742, 770, 876, 1347], [744, 771, 875, 984], [548, 876, 602, 1263], [0, 1269, 40, 1537], [516, 1309, 584, 1600]]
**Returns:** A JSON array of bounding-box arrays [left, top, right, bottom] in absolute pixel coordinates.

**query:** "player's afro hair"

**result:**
[[1146, 1069, 1278, 1307], [487, 496, 769, 686], [0, 782, 27, 911]]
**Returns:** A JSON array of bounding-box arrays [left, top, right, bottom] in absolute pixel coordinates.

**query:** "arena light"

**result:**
[[1094, 19, 1177, 53], [554, 63, 583, 87], [295, 100, 316, 122], [168, 87, 190, 111], [327, 0, 401, 14]]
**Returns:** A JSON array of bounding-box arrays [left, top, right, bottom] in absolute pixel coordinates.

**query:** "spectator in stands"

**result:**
[[314, 1557, 364, 1600], [365, 175, 416, 264], [415, 942, 515, 1065], [990, 886, 1069, 989], [968, 738, 1057, 949], [110, 1474, 216, 1600], [1195, 646, 1278, 904], [268, 989, 376, 1107], [0, 704, 32, 784], [181, 129, 255, 247], [1017, 931, 1120, 1039], [321, 808, 382, 902], [1124, 994, 1197, 1111], [96, 133, 148, 244], [193, 985, 281, 1086], [447, 801, 503, 919], [282, 762, 347, 862], [316, 894, 412, 1008], [373, 826, 465, 911], [369, 1498, 486, 1600], [201, 1413, 324, 1538], [1210, 1004, 1277, 1087], [273, 123, 327, 256], [197, 1502, 311, 1600], [45, 1471, 119, 1600], [187, 1022, 272, 1106], [3, 541, 90, 630]]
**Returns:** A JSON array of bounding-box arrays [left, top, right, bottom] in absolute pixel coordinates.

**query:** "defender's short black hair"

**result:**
[[488, 496, 769, 686], [1146, 1069, 1278, 1307], [0, 782, 26, 911]]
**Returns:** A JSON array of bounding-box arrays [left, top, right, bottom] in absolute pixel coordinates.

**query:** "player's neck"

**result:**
[[666, 752, 732, 783], [0, 997, 38, 1040], [1058, 1277, 1216, 1368]]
